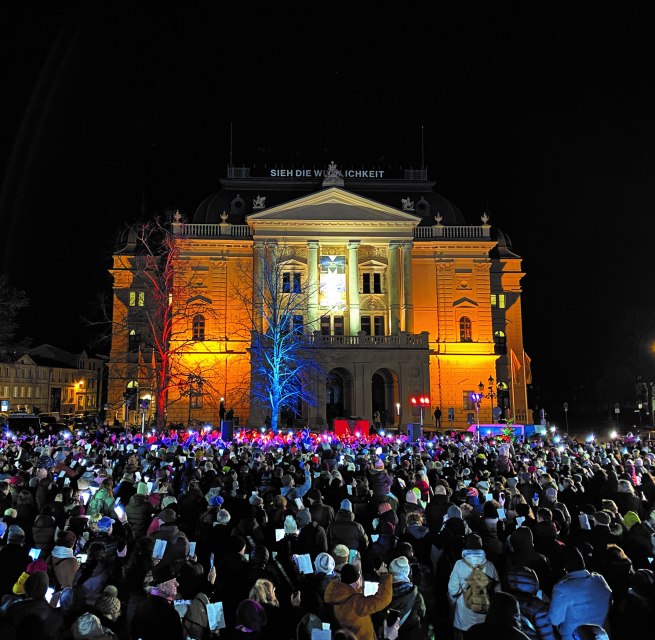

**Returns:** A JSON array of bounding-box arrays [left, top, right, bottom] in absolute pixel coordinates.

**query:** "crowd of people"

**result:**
[[0, 421, 653, 640]]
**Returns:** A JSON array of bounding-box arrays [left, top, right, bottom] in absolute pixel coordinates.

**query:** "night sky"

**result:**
[[3, 5, 655, 413]]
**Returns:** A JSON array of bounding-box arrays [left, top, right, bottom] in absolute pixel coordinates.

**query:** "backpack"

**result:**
[[461, 558, 491, 614]]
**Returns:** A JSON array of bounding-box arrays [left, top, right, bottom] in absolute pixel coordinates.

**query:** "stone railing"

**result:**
[[300, 331, 429, 349], [173, 223, 489, 240]]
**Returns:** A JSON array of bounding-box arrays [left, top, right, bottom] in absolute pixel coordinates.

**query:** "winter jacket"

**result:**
[[0, 596, 66, 640], [324, 573, 393, 640], [149, 523, 190, 572], [388, 580, 426, 640], [505, 526, 554, 596], [369, 470, 393, 498], [309, 500, 335, 530], [424, 494, 453, 534], [466, 591, 530, 640], [327, 509, 369, 552], [548, 569, 612, 640], [86, 487, 116, 518], [31, 513, 57, 552], [296, 521, 328, 560], [506, 565, 556, 640], [125, 493, 155, 539], [447, 548, 501, 631]]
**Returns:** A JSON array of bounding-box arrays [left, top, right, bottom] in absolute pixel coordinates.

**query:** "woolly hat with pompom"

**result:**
[[71, 613, 107, 640], [389, 555, 411, 582], [284, 514, 298, 534], [623, 511, 641, 529], [314, 552, 336, 575], [216, 509, 231, 525], [95, 584, 121, 618]]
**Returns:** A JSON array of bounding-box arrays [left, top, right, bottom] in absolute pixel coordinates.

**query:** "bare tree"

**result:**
[[234, 243, 326, 433]]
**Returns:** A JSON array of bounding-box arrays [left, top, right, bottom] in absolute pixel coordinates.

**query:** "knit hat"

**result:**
[[77, 478, 90, 491], [158, 508, 176, 524], [24, 571, 49, 599], [477, 480, 489, 491], [250, 545, 269, 567], [7, 524, 25, 543], [284, 514, 298, 534], [434, 485, 447, 496], [340, 499, 352, 512], [378, 501, 392, 514], [374, 458, 385, 470], [56, 529, 77, 548], [332, 544, 350, 565], [95, 585, 121, 618], [4, 508, 17, 519], [209, 495, 224, 507], [295, 508, 311, 527], [340, 563, 360, 585], [623, 511, 641, 529], [161, 496, 178, 509], [306, 488, 322, 501], [405, 489, 418, 504], [249, 494, 264, 507], [216, 509, 231, 525], [545, 487, 558, 500], [389, 555, 411, 582], [314, 552, 336, 575], [592, 511, 611, 527], [465, 533, 483, 550], [235, 599, 267, 633], [466, 487, 479, 498], [136, 482, 148, 496], [97, 516, 114, 531], [507, 477, 518, 488], [281, 474, 293, 487], [71, 613, 107, 640], [447, 505, 463, 520]]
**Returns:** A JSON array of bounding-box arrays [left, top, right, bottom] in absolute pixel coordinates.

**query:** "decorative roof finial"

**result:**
[[481, 211, 489, 225], [434, 211, 443, 225], [220, 210, 229, 223]]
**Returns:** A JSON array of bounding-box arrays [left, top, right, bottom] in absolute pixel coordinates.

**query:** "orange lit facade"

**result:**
[[107, 164, 529, 429]]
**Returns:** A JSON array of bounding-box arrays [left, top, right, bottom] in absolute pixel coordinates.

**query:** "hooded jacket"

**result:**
[[388, 579, 426, 640], [466, 591, 530, 640], [125, 494, 155, 539], [506, 566, 556, 640], [324, 573, 393, 640], [327, 509, 368, 552], [506, 527, 554, 596], [447, 548, 500, 631]]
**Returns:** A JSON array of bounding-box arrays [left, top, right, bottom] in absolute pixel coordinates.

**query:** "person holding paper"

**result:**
[[133, 562, 184, 640], [125, 481, 155, 539], [386, 555, 427, 640], [324, 562, 393, 640]]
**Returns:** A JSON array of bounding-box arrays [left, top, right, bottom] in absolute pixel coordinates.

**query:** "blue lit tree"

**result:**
[[239, 243, 325, 433]]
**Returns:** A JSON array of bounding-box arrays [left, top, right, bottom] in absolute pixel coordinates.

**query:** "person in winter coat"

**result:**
[[306, 488, 335, 530], [86, 479, 116, 518], [447, 533, 501, 636], [466, 591, 530, 640], [369, 459, 393, 498], [505, 565, 556, 640], [324, 562, 393, 640], [125, 483, 155, 539], [295, 507, 328, 560], [424, 485, 453, 535], [300, 551, 339, 623], [387, 555, 426, 640], [31, 512, 57, 554], [177, 480, 208, 538], [618, 568, 655, 640], [148, 508, 190, 573], [0, 524, 31, 597], [327, 500, 369, 552], [46, 529, 80, 597], [548, 546, 612, 640], [504, 526, 554, 597]]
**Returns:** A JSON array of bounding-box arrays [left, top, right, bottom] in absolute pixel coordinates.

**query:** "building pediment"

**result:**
[[246, 187, 421, 225], [453, 296, 478, 307]]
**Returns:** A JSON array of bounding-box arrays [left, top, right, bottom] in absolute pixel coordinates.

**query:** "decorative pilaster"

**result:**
[[402, 241, 414, 333], [253, 241, 266, 333], [388, 241, 401, 334], [347, 241, 361, 335], [307, 241, 319, 331]]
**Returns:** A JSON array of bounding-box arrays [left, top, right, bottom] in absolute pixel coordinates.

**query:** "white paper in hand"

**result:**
[[364, 581, 379, 596], [516, 516, 525, 527], [296, 553, 313, 574], [346, 485, 353, 495], [496, 508, 506, 520], [188, 542, 196, 557], [153, 539, 167, 559], [295, 498, 304, 510], [311, 630, 331, 640], [275, 528, 285, 542], [206, 602, 226, 630]]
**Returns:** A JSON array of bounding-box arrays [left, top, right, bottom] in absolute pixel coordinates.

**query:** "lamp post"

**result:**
[[470, 391, 482, 440], [563, 402, 569, 435], [395, 402, 401, 427], [410, 394, 430, 427]]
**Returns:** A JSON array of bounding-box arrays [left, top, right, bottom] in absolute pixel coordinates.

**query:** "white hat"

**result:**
[[389, 555, 411, 582]]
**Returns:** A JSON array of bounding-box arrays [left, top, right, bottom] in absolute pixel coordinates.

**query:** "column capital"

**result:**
[[388, 240, 402, 249], [307, 240, 320, 249], [347, 240, 361, 250]]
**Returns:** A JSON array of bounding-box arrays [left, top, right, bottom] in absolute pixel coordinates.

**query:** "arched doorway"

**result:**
[[326, 367, 354, 428], [371, 368, 399, 429]]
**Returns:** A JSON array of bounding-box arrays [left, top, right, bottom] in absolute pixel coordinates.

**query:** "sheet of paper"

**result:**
[[496, 508, 506, 520], [296, 553, 313, 574], [312, 630, 331, 640], [370, 534, 379, 542], [364, 581, 379, 596], [346, 485, 353, 495], [295, 498, 304, 510], [153, 539, 167, 559], [188, 542, 196, 557], [275, 528, 285, 542], [516, 516, 525, 527], [206, 602, 226, 630]]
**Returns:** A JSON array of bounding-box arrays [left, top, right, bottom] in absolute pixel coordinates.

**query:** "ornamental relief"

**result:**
[[321, 246, 346, 256], [361, 296, 385, 311], [280, 246, 308, 259], [474, 262, 491, 271], [360, 246, 388, 258], [436, 262, 454, 272]]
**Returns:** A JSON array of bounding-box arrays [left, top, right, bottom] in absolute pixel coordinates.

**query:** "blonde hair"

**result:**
[[248, 578, 279, 607]]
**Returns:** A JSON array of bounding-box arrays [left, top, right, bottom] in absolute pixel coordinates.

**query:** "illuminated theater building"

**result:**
[[108, 162, 530, 430]]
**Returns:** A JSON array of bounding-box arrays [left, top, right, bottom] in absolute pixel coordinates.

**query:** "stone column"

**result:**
[[347, 241, 361, 335], [307, 241, 320, 332], [388, 241, 401, 334], [253, 241, 266, 333], [402, 241, 414, 333]]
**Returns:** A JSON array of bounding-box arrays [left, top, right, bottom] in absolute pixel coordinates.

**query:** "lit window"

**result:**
[[128, 330, 141, 352], [463, 391, 476, 410], [494, 330, 507, 349], [192, 315, 206, 341], [129, 292, 136, 307], [138, 291, 145, 307], [333, 316, 344, 336], [459, 316, 472, 342]]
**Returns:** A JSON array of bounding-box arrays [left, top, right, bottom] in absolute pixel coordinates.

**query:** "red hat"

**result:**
[[378, 502, 392, 514], [467, 487, 479, 498]]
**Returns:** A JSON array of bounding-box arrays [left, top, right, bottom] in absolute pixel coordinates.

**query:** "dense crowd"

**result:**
[[0, 422, 653, 640]]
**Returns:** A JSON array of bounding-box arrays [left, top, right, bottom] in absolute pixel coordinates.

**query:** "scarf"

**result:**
[[51, 545, 74, 559]]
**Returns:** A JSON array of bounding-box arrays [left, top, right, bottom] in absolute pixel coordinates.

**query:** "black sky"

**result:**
[[2, 4, 655, 411]]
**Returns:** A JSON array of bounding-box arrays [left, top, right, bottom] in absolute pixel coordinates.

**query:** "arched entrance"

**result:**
[[371, 368, 399, 429], [326, 367, 353, 428]]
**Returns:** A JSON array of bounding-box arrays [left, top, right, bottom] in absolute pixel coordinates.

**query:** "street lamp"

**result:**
[[470, 391, 482, 439], [410, 394, 430, 427]]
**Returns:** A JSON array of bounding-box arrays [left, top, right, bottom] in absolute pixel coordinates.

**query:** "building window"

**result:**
[[362, 271, 383, 294], [361, 314, 385, 335], [459, 316, 472, 342], [192, 314, 206, 341], [292, 315, 303, 334], [463, 391, 476, 410], [320, 316, 331, 335], [320, 315, 343, 336], [128, 330, 141, 352], [491, 294, 506, 309], [283, 272, 302, 293], [494, 330, 507, 354], [129, 292, 136, 307], [374, 316, 385, 336], [333, 316, 344, 335], [27, 387, 32, 398], [129, 291, 145, 307], [138, 291, 145, 306], [361, 316, 371, 336]]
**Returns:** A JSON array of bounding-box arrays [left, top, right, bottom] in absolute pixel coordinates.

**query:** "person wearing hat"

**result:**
[[447, 533, 501, 635], [46, 529, 80, 595], [324, 562, 393, 640], [623, 507, 655, 570], [466, 591, 531, 640], [424, 483, 454, 533], [306, 488, 335, 530], [505, 564, 556, 640], [299, 551, 338, 623], [387, 555, 427, 640], [149, 507, 190, 572], [71, 612, 116, 640], [505, 524, 554, 597], [295, 507, 328, 561], [86, 477, 116, 518], [549, 546, 611, 640], [0, 524, 30, 598], [93, 583, 124, 638], [125, 480, 156, 539], [332, 544, 351, 575], [327, 499, 368, 552], [370, 458, 393, 498], [133, 562, 184, 640]]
